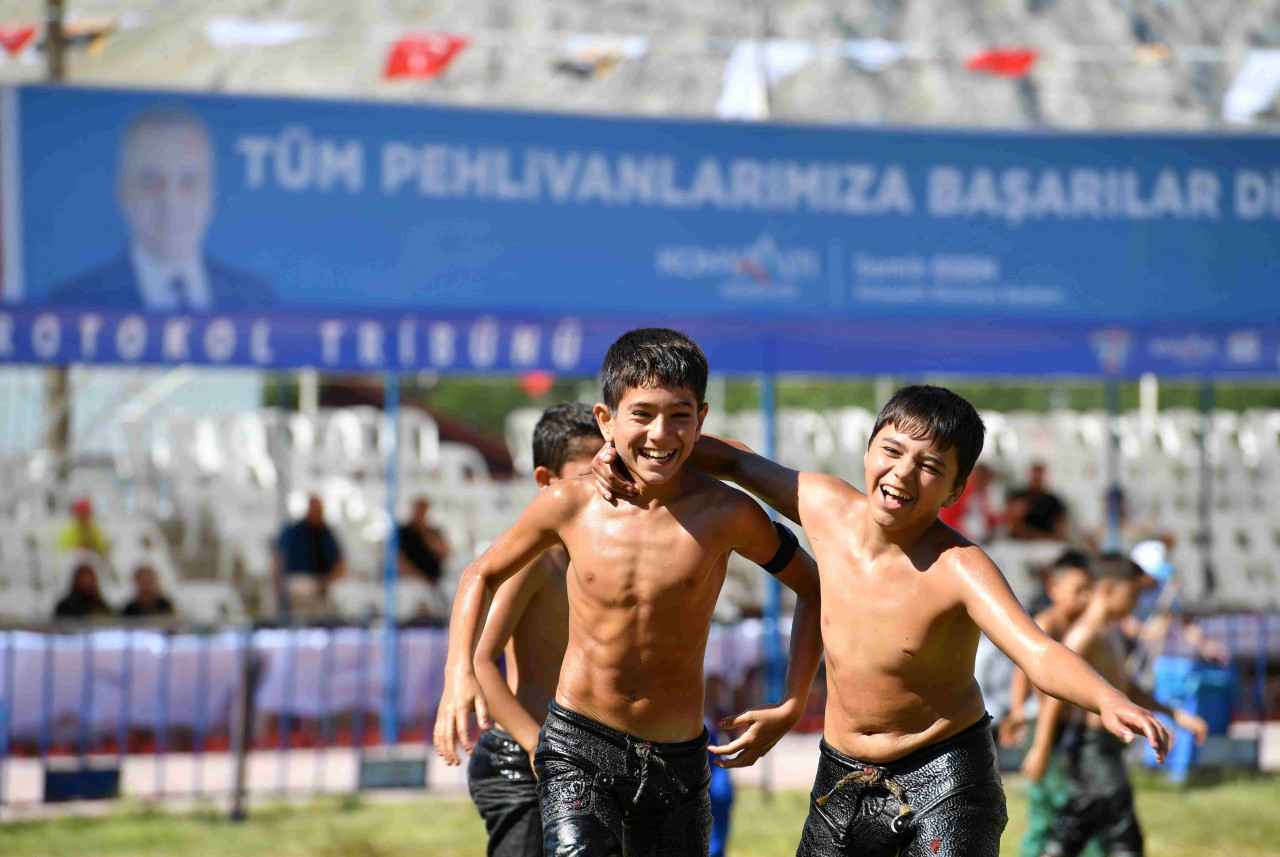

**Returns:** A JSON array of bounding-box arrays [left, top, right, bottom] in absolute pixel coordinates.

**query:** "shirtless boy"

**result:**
[[466, 403, 603, 857], [999, 551, 1100, 857], [434, 328, 823, 857], [594, 385, 1172, 857], [1023, 554, 1207, 857]]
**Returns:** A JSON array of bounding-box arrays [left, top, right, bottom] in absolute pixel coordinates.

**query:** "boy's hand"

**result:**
[[590, 442, 637, 501], [997, 712, 1027, 748], [1174, 710, 1210, 745], [1020, 744, 1050, 781], [432, 671, 490, 766], [1099, 692, 1171, 762], [709, 702, 801, 769]]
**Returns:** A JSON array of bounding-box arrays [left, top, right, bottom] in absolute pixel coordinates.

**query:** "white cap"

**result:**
[[1130, 539, 1172, 581]]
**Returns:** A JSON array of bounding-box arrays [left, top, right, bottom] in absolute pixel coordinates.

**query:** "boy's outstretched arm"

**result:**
[[712, 502, 823, 769], [594, 434, 840, 526], [432, 489, 568, 766], [953, 549, 1171, 761]]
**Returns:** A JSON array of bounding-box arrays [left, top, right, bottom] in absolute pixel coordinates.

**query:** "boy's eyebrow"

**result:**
[[628, 397, 696, 409]]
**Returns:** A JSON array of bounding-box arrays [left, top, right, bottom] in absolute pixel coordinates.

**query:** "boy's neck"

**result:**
[[627, 468, 687, 507], [861, 507, 939, 556]]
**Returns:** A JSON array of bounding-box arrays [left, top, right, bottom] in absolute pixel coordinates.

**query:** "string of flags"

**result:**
[[3, 17, 1279, 123]]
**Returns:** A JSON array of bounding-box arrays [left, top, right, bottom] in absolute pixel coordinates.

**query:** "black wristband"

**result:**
[[761, 521, 799, 575]]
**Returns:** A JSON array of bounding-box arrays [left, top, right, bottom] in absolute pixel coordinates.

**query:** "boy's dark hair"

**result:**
[[1094, 553, 1147, 582], [601, 328, 708, 411], [869, 385, 986, 488], [1051, 549, 1093, 577], [532, 402, 603, 474]]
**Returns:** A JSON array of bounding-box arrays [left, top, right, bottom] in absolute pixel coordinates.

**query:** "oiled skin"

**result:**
[[503, 550, 570, 730], [473, 546, 571, 754], [654, 431, 1170, 766], [798, 478, 990, 761], [553, 472, 762, 742]]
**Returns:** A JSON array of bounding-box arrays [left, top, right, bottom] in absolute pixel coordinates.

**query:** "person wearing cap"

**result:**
[[56, 496, 110, 557], [1123, 540, 1229, 668], [1023, 554, 1209, 857]]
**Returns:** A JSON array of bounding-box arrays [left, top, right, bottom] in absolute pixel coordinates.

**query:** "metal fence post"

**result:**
[[229, 625, 253, 822]]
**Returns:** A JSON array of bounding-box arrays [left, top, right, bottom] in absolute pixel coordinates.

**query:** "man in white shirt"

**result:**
[[51, 107, 272, 310]]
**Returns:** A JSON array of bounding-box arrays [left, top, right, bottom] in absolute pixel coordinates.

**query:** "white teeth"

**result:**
[[882, 486, 911, 501], [640, 449, 674, 460]]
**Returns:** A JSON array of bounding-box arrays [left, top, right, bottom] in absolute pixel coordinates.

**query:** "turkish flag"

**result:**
[[0, 25, 36, 57], [384, 34, 469, 79], [966, 48, 1037, 78]]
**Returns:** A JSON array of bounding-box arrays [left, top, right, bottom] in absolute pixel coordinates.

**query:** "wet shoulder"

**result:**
[[928, 522, 998, 579], [538, 475, 598, 516], [685, 472, 760, 515]]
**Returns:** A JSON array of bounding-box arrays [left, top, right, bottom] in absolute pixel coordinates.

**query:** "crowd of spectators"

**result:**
[[272, 493, 452, 620]]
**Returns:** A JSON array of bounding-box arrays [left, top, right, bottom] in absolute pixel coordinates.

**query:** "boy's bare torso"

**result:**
[[805, 482, 988, 763], [503, 547, 570, 726], [552, 472, 746, 743], [1067, 620, 1130, 732]]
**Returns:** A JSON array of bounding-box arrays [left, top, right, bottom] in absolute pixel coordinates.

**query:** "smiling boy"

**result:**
[[434, 328, 823, 857], [594, 385, 1171, 857]]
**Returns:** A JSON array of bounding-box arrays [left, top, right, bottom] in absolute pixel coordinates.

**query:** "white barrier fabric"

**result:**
[[253, 627, 448, 722], [0, 621, 779, 744], [0, 630, 242, 742]]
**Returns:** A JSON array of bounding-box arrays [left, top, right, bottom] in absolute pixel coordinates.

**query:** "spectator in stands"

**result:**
[[398, 496, 452, 586], [274, 495, 346, 617], [56, 496, 110, 557], [1006, 461, 1069, 540], [54, 563, 113, 619], [120, 564, 175, 618], [938, 462, 1000, 543]]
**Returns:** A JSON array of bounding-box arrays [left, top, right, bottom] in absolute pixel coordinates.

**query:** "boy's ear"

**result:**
[[593, 403, 614, 442], [941, 478, 968, 508], [695, 402, 709, 437], [534, 466, 556, 489]]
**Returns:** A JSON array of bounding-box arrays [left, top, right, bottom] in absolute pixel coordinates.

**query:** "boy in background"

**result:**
[[1024, 554, 1208, 857], [998, 551, 1098, 857], [467, 403, 603, 856]]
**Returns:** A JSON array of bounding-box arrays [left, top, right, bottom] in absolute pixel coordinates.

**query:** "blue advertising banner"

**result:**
[[2, 85, 1279, 375]]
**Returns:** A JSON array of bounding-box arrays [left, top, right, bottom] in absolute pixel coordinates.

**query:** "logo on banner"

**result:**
[[1089, 327, 1132, 375], [1148, 334, 1217, 366], [1226, 330, 1262, 365], [654, 234, 818, 302]]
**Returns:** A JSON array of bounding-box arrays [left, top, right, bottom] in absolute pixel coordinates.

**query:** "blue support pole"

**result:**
[[381, 372, 402, 746], [760, 360, 784, 708], [1103, 374, 1123, 553]]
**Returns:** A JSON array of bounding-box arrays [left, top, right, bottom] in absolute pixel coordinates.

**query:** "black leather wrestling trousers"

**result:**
[[467, 726, 543, 857], [534, 701, 713, 857], [1042, 726, 1143, 857], [797, 715, 1007, 857]]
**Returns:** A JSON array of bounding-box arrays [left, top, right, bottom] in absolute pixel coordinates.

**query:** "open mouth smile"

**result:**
[[880, 484, 914, 507], [638, 448, 676, 463]]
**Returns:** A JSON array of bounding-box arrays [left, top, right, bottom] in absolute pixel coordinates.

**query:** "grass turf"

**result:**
[[1, 775, 1277, 856]]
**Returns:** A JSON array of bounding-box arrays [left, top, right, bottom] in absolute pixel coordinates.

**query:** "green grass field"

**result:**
[[2, 775, 1277, 856]]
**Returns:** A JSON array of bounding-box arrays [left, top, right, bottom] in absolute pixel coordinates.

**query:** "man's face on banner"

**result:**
[[117, 119, 214, 266]]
